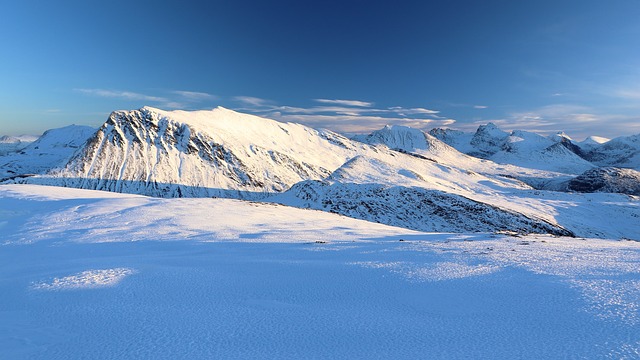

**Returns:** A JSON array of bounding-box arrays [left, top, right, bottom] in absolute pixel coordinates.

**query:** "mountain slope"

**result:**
[[23, 107, 537, 199], [272, 180, 572, 235], [568, 167, 640, 195], [355, 125, 585, 190], [429, 124, 595, 174], [577, 136, 610, 152], [23, 107, 393, 198], [272, 154, 640, 239], [584, 134, 640, 169], [0, 125, 95, 180]]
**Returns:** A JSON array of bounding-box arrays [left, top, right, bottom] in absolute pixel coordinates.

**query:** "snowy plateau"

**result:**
[[1, 107, 640, 359]]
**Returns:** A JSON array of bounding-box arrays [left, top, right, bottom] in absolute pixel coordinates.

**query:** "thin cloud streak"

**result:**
[[172, 90, 217, 101], [615, 89, 640, 100], [76, 89, 167, 102], [268, 113, 456, 133], [75, 88, 185, 109], [463, 103, 640, 140], [232, 95, 449, 134], [314, 99, 373, 107], [234, 96, 271, 107]]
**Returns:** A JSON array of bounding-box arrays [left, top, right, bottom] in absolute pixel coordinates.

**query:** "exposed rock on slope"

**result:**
[[469, 123, 509, 158], [272, 180, 573, 236], [568, 167, 640, 195]]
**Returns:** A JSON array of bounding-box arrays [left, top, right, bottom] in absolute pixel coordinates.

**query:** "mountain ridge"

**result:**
[[2, 107, 639, 239]]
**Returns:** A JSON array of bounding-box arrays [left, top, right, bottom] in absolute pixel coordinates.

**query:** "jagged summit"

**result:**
[[549, 131, 573, 142], [353, 124, 437, 153]]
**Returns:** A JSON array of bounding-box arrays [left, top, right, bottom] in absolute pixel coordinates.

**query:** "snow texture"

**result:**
[[1, 184, 639, 359]]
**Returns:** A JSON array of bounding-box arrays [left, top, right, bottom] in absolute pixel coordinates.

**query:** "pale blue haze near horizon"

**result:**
[[1, 0, 640, 139]]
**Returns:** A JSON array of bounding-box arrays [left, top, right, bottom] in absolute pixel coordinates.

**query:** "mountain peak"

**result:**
[[549, 131, 573, 142]]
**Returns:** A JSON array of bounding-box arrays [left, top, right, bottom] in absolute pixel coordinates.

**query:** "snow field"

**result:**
[[1, 184, 640, 359]]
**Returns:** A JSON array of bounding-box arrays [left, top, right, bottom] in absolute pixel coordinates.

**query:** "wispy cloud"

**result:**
[[314, 99, 373, 107], [232, 95, 451, 133], [172, 90, 217, 101], [76, 89, 166, 102], [466, 103, 640, 140], [75, 88, 185, 109], [267, 113, 455, 133], [615, 89, 640, 100], [234, 96, 271, 107], [473, 105, 488, 109], [388, 107, 440, 115]]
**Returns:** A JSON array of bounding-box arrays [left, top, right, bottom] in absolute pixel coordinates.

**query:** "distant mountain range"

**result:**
[[1, 107, 639, 239], [0, 134, 39, 155], [429, 123, 640, 171]]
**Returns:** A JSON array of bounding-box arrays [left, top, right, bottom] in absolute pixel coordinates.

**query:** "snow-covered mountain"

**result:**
[[583, 134, 640, 170], [3, 107, 639, 238], [353, 125, 442, 155], [354, 124, 589, 191], [469, 123, 510, 158], [429, 124, 595, 174], [271, 153, 639, 239], [0, 125, 95, 180], [23, 107, 384, 198], [22, 107, 532, 199], [0, 134, 39, 155], [577, 135, 610, 152]]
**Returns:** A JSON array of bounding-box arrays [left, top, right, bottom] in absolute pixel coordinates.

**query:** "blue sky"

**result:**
[[1, 0, 640, 139]]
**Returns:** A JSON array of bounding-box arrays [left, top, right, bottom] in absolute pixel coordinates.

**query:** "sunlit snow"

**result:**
[[1, 184, 639, 359]]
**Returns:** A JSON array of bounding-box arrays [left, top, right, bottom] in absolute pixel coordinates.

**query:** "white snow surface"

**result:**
[[426, 123, 596, 174], [0, 184, 418, 244], [363, 124, 592, 180], [1, 184, 640, 359], [0, 125, 95, 179], [32, 268, 135, 290]]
